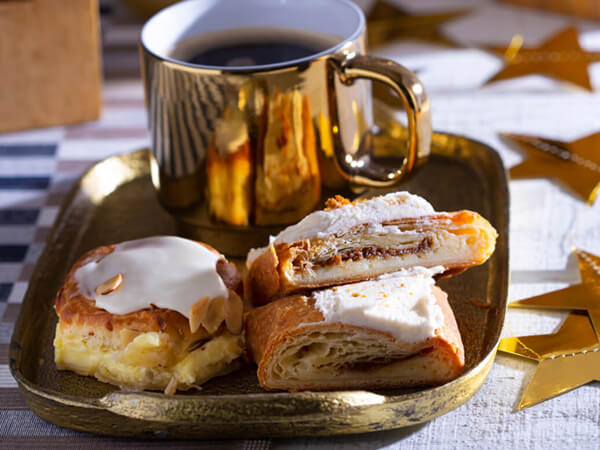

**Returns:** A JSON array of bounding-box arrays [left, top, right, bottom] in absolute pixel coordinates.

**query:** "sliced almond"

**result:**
[[189, 297, 211, 334], [224, 290, 243, 335], [95, 273, 123, 295], [202, 296, 226, 335], [164, 376, 177, 395]]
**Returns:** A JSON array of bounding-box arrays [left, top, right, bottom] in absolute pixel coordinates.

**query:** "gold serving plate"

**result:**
[[9, 126, 508, 438]]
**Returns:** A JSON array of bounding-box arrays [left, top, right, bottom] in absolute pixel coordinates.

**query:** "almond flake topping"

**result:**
[[95, 273, 123, 296]]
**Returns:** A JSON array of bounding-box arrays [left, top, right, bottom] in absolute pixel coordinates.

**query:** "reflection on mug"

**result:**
[[206, 107, 252, 226], [255, 90, 320, 225], [207, 89, 321, 227]]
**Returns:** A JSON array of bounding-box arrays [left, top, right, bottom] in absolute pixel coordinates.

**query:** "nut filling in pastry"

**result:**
[[298, 233, 434, 269], [54, 236, 245, 394], [246, 192, 498, 305], [246, 267, 465, 392]]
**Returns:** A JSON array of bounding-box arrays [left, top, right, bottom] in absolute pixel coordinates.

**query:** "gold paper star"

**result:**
[[502, 132, 600, 204], [509, 249, 600, 337], [499, 313, 600, 409], [578, 249, 600, 285], [366, 1, 469, 48], [509, 250, 600, 336], [484, 27, 600, 90]]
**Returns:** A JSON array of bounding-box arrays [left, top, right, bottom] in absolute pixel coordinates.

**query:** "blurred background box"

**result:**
[[499, 0, 600, 20], [121, 0, 176, 18], [0, 0, 102, 132]]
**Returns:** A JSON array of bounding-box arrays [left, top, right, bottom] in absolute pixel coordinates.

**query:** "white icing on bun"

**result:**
[[313, 266, 445, 343], [74, 236, 227, 318]]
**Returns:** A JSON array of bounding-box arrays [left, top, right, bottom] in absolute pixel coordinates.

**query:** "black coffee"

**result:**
[[186, 40, 323, 67], [172, 28, 340, 68]]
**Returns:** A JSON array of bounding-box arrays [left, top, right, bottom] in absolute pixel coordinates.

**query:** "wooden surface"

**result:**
[[0, 0, 102, 132]]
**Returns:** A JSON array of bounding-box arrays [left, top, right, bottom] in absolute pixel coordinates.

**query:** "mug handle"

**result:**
[[327, 54, 432, 187]]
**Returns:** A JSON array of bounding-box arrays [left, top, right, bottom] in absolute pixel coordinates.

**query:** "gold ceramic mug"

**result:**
[[140, 0, 431, 256]]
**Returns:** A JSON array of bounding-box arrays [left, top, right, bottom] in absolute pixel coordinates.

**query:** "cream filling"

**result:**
[[74, 236, 228, 318], [54, 324, 244, 391], [312, 267, 444, 343]]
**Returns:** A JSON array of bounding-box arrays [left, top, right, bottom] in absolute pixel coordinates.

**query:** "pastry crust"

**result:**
[[54, 244, 244, 393], [246, 286, 465, 391], [246, 207, 498, 305]]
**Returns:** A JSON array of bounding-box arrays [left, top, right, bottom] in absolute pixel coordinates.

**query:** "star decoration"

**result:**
[[499, 313, 598, 361], [499, 313, 600, 409], [499, 249, 600, 408], [578, 249, 600, 285], [366, 1, 469, 48], [509, 249, 600, 337], [502, 132, 600, 205], [484, 27, 599, 90]]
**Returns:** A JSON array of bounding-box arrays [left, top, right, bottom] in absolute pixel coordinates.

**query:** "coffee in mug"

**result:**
[[171, 27, 342, 67]]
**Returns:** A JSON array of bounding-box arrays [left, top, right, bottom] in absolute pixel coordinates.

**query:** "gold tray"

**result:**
[[9, 131, 509, 439]]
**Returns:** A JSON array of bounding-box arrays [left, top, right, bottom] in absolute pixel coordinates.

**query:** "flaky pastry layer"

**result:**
[[246, 286, 465, 391], [246, 210, 497, 305]]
